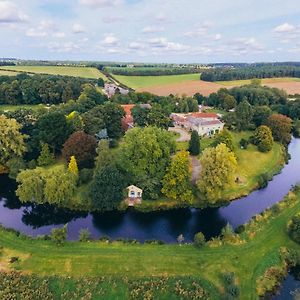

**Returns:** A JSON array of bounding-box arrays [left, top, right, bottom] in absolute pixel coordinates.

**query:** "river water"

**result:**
[[0, 138, 300, 243]]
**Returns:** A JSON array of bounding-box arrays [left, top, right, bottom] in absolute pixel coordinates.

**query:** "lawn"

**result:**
[[0, 66, 107, 80], [0, 189, 300, 299], [113, 73, 200, 89]]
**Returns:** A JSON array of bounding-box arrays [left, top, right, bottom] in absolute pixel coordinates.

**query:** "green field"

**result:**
[[0, 189, 299, 299], [114, 73, 200, 89], [216, 77, 300, 86], [0, 66, 107, 80]]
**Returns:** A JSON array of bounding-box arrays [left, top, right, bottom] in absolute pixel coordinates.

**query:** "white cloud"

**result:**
[[128, 42, 145, 50], [26, 20, 56, 38], [214, 33, 222, 41], [0, 1, 28, 23], [102, 16, 123, 23], [72, 23, 85, 34], [231, 37, 264, 54], [148, 37, 189, 52], [79, 0, 123, 8], [52, 32, 66, 38], [274, 23, 295, 33], [48, 41, 80, 53], [102, 34, 119, 45], [141, 26, 164, 34], [184, 21, 213, 38]]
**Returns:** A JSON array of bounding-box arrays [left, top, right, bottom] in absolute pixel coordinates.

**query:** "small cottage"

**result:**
[[126, 185, 143, 206]]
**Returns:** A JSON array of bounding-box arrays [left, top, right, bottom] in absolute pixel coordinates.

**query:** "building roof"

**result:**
[[121, 104, 135, 116], [188, 117, 223, 126], [127, 185, 143, 192], [189, 112, 218, 119]]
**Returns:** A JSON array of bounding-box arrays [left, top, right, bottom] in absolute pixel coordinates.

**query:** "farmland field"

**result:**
[[114, 73, 200, 89], [0, 66, 106, 80], [0, 69, 19, 76]]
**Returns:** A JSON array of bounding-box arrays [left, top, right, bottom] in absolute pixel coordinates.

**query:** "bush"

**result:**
[[79, 228, 91, 242], [239, 138, 249, 149], [51, 224, 68, 245], [194, 232, 206, 248], [288, 213, 300, 244], [79, 168, 93, 184], [257, 173, 269, 189]]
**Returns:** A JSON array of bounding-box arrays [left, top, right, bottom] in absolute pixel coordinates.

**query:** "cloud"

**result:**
[[72, 23, 85, 34], [184, 21, 213, 38], [274, 23, 295, 33], [214, 33, 222, 41], [79, 0, 123, 8], [102, 16, 123, 23], [102, 34, 119, 45], [148, 37, 189, 52], [52, 32, 66, 38], [26, 20, 56, 38], [48, 41, 80, 53], [230, 37, 264, 54], [128, 42, 145, 50], [141, 26, 164, 34], [0, 1, 28, 23]]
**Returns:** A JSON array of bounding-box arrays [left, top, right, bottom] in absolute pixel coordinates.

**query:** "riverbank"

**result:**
[[0, 187, 300, 299]]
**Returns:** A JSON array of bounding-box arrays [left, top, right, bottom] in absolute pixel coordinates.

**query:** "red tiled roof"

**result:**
[[189, 112, 218, 118], [121, 104, 135, 116]]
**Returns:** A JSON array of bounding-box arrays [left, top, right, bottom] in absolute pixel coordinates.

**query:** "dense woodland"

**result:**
[[201, 65, 300, 81]]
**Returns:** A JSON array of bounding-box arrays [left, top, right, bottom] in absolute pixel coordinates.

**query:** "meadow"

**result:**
[[114, 73, 200, 89], [0, 69, 19, 76], [0, 189, 299, 299], [0, 66, 106, 80]]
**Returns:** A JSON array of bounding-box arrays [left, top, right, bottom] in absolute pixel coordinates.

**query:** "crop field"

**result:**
[[0, 66, 106, 80], [0, 69, 19, 76]]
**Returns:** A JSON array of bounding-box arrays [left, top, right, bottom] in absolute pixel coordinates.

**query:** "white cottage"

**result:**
[[127, 185, 143, 199]]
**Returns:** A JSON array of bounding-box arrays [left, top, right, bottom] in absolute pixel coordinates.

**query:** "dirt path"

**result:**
[[191, 156, 201, 183], [168, 127, 191, 142]]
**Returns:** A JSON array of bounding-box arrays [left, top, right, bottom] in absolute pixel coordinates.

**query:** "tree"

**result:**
[[198, 143, 237, 203], [68, 155, 79, 176], [252, 106, 272, 127], [37, 143, 55, 167], [66, 111, 84, 132], [147, 106, 172, 129], [79, 84, 106, 105], [266, 114, 292, 145], [6, 157, 26, 179], [235, 99, 253, 131], [194, 232, 206, 247], [51, 225, 68, 245], [188, 131, 200, 155], [253, 125, 274, 152], [79, 228, 91, 242], [161, 151, 193, 203], [44, 169, 77, 207], [117, 127, 176, 199], [90, 164, 125, 210], [102, 102, 125, 138], [16, 168, 45, 204], [94, 140, 113, 172], [288, 213, 300, 244], [0, 115, 27, 168], [33, 111, 72, 152], [62, 131, 97, 169], [82, 106, 105, 135], [223, 95, 236, 111], [214, 129, 235, 152]]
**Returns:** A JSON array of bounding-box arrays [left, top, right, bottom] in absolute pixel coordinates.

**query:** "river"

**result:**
[[0, 138, 299, 243]]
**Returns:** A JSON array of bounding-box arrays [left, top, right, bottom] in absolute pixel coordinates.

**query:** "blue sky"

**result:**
[[0, 0, 300, 63]]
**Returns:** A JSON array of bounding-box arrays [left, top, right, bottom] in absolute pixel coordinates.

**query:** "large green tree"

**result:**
[[188, 130, 200, 156], [161, 151, 193, 203], [235, 99, 253, 131], [253, 125, 274, 152], [198, 143, 237, 203], [0, 115, 27, 171], [117, 126, 176, 199], [214, 129, 235, 152]]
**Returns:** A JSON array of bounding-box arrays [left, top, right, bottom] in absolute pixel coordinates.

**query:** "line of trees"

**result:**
[[201, 66, 300, 82]]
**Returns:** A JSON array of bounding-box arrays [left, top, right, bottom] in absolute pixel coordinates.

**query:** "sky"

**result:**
[[0, 0, 300, 63]]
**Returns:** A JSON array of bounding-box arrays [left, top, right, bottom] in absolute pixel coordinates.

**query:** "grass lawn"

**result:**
[[216, 77, 300, 86], [113, 73, 201, 89], [0, 104, 51, 112], [0, 189, 300, 299], [0, 66, 107, 80]]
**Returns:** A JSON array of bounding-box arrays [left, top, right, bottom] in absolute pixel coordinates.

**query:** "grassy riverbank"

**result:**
[[0, 188, 300, 299]]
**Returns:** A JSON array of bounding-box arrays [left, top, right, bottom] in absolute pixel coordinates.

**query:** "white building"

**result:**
[[171, 112, 224, 137]]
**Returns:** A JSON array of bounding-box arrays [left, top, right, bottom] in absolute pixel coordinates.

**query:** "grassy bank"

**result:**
[[113, 73, 200, 89], [0, 188, 300, 299], [0, 104, 51, 112], [0, 66, 106, 80]]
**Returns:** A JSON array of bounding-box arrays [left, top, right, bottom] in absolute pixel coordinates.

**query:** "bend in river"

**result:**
[[1, 138, 300, 243]]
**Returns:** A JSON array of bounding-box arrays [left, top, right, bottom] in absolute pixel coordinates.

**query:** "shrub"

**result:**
[[288, 213, 300, 244], [51, 224, 68, 245], [257, 173, 269, 189], [239, 138, 249, 149], [79, 228, 91, 242], [194, 232, 206, 248], [79, 168, 93, 184]]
